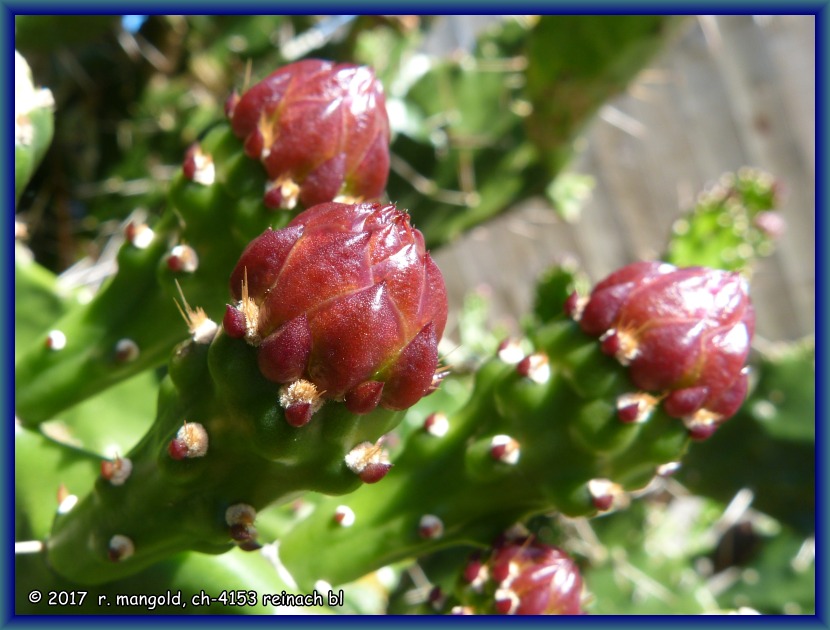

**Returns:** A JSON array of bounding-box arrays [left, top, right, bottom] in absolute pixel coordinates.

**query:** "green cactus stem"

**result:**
[[14, 121, 274, 425], [45, 322, 404, 585], [15, 49, 54, 208], [277, 318, 689, 589]]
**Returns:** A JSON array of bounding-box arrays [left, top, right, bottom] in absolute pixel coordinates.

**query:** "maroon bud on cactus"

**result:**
[[418, 514, 444, 539], [463, 552, 485, 585], [490, 435, 521, 465], [182, 143, 215, 186], [226, 504, 258, 544], [423, 412, 450, 437], [228, 59, 390, 210], [615, 392, 659, 424], [576, 262, 754, 434], [516, 352, 550, 384], [114, 338, 140, 363], [428, 586, 446, 611], [563, 291, 586, 321], [223, 304, 247, 339], [588, 478, 624, 512], [107, 535, 135, 562], [229, 202, 447, 422], [168, 422, 209, 459], [100, 456, 132, 486], [345, 439, 392, 484], [333, 505, 355, 527], [486, 537, 584, 615], [124, 221, 154, 249], [166, 244, 199, 273], [167, 439, 189, 460], [343, 380, 385, 415]]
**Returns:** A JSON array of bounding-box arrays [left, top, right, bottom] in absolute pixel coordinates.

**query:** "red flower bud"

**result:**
[[575, 262, 754, 430], [488, 537, 584, 615], [228, 202, 447, 417], [228, 59, 390, 210]]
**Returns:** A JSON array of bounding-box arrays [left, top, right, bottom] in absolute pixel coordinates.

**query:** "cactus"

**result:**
[[275, 262, 753, 589], [15, 58, 391, 425], [45, 200, 446, 584], [448, 534, 585, 615], [15, 16, 812, 616], [665, 168, 782, 273], [226, 59, 390, 210]]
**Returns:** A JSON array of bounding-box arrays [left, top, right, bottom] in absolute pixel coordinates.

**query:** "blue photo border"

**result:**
[[4, 3, 825, 627]]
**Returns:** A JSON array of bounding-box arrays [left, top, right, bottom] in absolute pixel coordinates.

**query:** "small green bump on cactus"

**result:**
[[532, 259, 591, 327], [571, 398, 641, 455], [465, 436, 514, 482], [489, 435, 520, 466]]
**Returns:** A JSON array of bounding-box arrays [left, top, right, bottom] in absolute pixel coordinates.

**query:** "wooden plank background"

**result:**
[[432, 15, 815, 345]]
